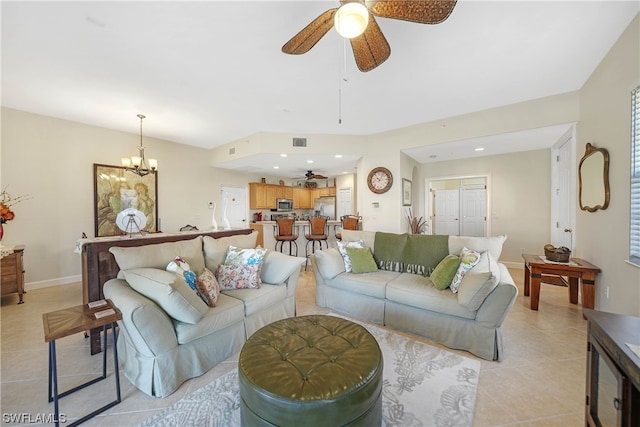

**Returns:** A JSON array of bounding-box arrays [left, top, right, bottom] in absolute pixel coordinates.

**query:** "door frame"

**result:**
[[550, 125, 577, 250], [425, 174, 492, 236]]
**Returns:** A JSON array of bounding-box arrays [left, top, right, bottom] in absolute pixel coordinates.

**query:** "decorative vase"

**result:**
[[222, 198, 231, 230], [211, 203, 218, 231]]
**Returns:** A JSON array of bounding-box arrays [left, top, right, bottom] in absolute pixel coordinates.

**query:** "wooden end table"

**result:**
[[42, 300, 122, 427], [522, 254, 601, 311]]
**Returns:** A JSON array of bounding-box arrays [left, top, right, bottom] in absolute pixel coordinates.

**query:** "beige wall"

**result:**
[[0, 108, 263, 288], [420, 149, 551, 265], [576, 14, 640, 316]]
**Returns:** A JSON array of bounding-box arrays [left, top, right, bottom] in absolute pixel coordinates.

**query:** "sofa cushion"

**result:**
[[457, 272, 497, 312], [173, 294, 245, 344], [325, 270, 401, 299], [340, 230, 376, 249], [385, 273, 477, 319], [314, 248, 346, 280], [450, 247, 482, 294], [260, 251, 305, 284], [346, 247, 378, 274], [123, 267, 209, 324], [430, 254, 461, 290], [196, 267, 220, 307], [448, 235, 507, 261], [110, 236, 205, 275], [217, 264, 261, 290], [222, 283, 288, 317], [203, 232, 258, 273]]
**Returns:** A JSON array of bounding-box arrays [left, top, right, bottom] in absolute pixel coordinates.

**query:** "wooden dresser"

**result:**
[[1, 245, 25, 303]]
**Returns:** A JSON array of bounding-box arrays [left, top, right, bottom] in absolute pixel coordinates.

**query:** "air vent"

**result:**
[[292, 137, 307, 147], [229, 147, 235, 155]]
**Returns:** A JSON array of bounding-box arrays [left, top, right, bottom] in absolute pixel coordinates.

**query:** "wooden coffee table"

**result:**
[[43, 300, 122, 427], [522, 254, 600, 311]]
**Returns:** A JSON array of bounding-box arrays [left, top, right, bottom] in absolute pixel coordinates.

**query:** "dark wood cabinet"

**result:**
[[584, 309, 640, 427], [1, 245, 25, 303]]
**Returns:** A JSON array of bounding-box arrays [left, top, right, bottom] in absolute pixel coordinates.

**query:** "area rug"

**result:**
[[139, 316, 481, 427]]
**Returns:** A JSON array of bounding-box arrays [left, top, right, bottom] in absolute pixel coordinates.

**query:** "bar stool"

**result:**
[[335, 215, 362, 241], [305, 217, 328, 269], [274, 218, 298, 256]]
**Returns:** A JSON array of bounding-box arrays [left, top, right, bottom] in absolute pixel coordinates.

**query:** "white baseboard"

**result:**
[[25, 275, 81, 291]]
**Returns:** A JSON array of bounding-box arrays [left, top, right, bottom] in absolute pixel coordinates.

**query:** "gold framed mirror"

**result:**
[[579, 143, 610, 212]]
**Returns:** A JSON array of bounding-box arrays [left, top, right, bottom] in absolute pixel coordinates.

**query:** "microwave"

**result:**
[[275, 198, 294, 212]]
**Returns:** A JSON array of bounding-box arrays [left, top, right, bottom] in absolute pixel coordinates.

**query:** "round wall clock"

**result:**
[[367, 167, 393, 194]]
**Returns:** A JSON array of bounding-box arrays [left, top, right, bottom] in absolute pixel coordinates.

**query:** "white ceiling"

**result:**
[[2, 1, 638, 177]]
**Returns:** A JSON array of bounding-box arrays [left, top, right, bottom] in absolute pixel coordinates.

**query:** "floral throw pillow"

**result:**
[[217, 264, 261, 290], [449, 247, 481, 294], [196, 267, 220, 307], [337, 240, 366, 272], [224, 246, 267, 267]]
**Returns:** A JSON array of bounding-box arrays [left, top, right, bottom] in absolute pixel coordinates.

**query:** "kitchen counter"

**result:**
[[255, 220, 341, 258]]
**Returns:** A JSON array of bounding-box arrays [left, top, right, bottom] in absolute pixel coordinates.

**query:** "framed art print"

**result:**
[[93, 164, 158, 237], [402, 178, 412, 206]]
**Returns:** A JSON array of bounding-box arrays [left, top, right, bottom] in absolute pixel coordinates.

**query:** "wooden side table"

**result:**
[[1, 245, 25, 303], [42, 300, 122, 427], [522, 254, 601, 311]]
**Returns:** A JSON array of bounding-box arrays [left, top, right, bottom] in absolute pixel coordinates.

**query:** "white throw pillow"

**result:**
[[448, 235, 507, 261], [336, 240, 366, 273]]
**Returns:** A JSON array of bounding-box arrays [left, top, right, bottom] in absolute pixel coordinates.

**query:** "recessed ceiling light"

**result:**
[[280, 154, 288, 157], [273, 166, 280, 169], [475, 147, 485, 152], [335, 154, 343, 158], [307, 160, 313, 164]]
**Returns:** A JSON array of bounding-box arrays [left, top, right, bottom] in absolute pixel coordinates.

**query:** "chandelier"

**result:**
[[121, 114, 157, 177]]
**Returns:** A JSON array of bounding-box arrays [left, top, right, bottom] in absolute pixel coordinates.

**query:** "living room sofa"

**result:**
[[311, 230, 518, 361], [102, 231, 304, 397]]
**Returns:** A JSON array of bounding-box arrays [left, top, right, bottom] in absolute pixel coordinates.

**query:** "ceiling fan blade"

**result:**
[[369, 0, 457, 24], [349, 15, 390, 72], [282, 8, 338, 55]]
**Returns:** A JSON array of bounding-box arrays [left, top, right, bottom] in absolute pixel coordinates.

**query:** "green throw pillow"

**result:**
[[431, 254, 461, 290], [345, 247, 378, 274]]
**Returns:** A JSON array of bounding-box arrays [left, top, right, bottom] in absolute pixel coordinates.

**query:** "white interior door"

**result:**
[[551, 137, 574, 249], [221, 186, 248, 229], [337, 187, 353, 218], [434, 189, 460, 235], [461, 188, 486, 237]]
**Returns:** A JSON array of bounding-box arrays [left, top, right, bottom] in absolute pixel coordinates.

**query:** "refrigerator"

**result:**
[[314, 196, 336, 220]]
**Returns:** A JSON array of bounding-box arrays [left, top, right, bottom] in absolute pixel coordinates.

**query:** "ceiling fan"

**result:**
[[304, 170, 328, 180], [282, 0, 457, 72]]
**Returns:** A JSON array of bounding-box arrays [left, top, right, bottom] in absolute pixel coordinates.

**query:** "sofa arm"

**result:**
[[260, 251, 305, 298], [104, 278, 178, 357], [475, 264, 518, 327]]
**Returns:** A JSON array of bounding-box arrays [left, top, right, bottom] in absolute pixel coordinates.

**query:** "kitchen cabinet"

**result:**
[[293, 187, 313, 209], [266, 186, 278, 209], [249, 183, 269, 209], [249, 223, 264, 247]]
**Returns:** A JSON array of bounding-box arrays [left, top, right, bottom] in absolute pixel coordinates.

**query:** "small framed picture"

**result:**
[[402, 178, 412, 206]]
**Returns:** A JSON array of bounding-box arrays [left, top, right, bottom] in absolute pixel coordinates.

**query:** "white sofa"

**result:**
[[103, 231, 304, 397], [311, 230, 518, 361]]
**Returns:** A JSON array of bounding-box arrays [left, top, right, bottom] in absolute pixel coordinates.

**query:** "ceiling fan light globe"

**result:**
[[334, 2, 369, 39]]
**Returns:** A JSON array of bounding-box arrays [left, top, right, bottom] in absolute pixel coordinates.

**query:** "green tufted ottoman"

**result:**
[[238, 315, 383, 426]]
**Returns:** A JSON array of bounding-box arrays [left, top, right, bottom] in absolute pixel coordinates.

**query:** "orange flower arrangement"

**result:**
[[0, 188, 29, 224]]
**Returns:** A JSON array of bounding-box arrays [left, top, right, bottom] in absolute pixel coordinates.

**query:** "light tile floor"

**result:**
[[1, 267, 587, 426]]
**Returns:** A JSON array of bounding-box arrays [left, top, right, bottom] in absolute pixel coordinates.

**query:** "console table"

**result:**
[[584, 309, 640, 426], [1, 245, 25, 304], [80, 228, 252, 354], [522, 253, 600, 311]]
